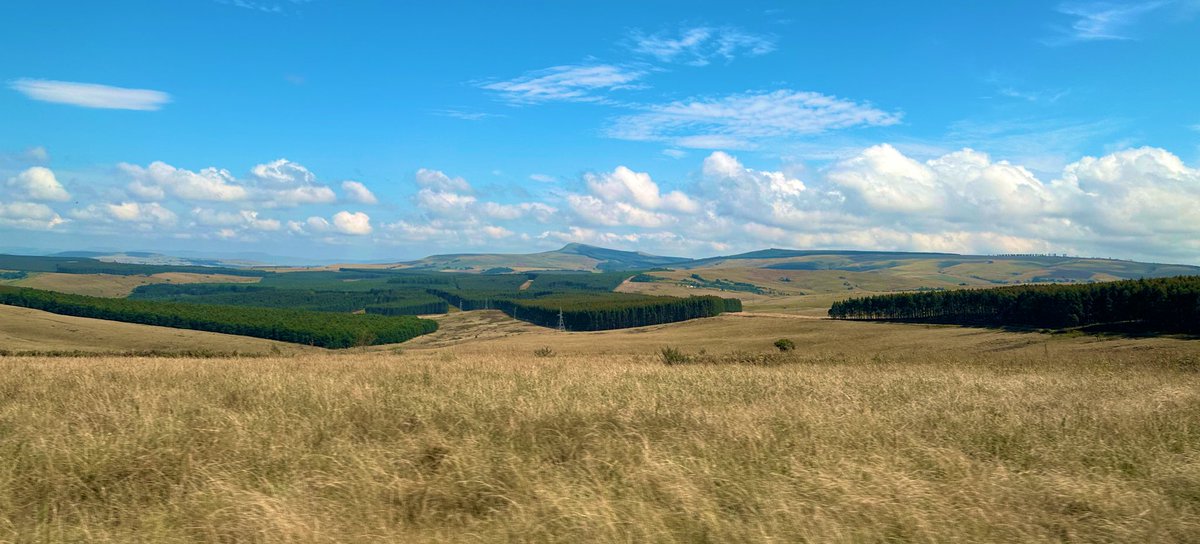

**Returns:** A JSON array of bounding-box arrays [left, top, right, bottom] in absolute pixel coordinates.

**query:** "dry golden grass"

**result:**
[[1, 272, 260, 297], [2, 313, 1199, 542]]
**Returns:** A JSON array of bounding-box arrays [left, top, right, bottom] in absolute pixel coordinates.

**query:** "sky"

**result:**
[[2, 0, 1199, 264]]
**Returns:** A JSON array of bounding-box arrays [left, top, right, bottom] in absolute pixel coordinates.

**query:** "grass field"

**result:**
[[0, 272, 261, 298], [0, 304, 311, 355], [2, 307, 1199, 542]]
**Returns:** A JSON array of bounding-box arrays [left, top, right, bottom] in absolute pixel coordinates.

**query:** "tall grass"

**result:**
[[1, 350, 1198, 542]]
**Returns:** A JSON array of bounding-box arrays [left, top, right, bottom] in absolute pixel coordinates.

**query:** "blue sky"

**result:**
[[2, 0, 1199, 263]]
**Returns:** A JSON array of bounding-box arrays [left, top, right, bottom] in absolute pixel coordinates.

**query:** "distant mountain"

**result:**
[[389, 244, 1200, 285], [394, 243, 693, 272], [48, 251, 255, 268]]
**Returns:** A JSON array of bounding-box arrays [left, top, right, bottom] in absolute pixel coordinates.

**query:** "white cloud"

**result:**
[[0, 201, 66, 230], [629, 26, 776, 65], [415, 168, 472, 193], [332, 211, 372, 235], [120, 162, 249, 202], [662, 149, 688, 159], [10, 79, 171, 110], [341, 180, 378, 204], [481, 201, 557, 222], [101, 202, 178, 226], [529, 173, 557, 183], [1058, 146, 1200, 236], [7, 166, 70, 201], [192, 208, 281, 231], [249, 158, 337, 206], [267, 185, 337, 206], [119, 158, 342, 207], [608, 90, 901, 149], [286, 211, 372, 236], [1050, 1, 1167, 43], [108, 202, 177, 225], [584, 165, 698, 213], [482, 64, 647, 104], [482, 225, 513, 239], [250, 158, 317, 186]]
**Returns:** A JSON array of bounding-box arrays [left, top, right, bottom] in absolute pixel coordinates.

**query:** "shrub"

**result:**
[[533, 347, 555, 358], [774, 338, 796, 352], [660, 347, 691, 366]]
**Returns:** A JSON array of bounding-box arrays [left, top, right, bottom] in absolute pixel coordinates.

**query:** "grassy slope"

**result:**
[[1, 340, 1197, 542], [0, 272, 261, 297], [0, 304, 313, 355]]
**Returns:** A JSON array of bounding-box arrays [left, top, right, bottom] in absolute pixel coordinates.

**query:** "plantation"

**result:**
[[0, 286, 437, 348], [131, 283, 448, 315], [428, 288, 741, 330], [830, 275, 1200, 332]]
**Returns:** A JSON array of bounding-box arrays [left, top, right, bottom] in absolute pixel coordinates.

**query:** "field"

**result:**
[[0, 271, 261, 298], [2, 308, 1200, 542], [0, 304, 311, 355]]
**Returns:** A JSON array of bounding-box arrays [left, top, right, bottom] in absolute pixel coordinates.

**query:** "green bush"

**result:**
[[660, 347, 691, 366], [774, 338, 796, 352]]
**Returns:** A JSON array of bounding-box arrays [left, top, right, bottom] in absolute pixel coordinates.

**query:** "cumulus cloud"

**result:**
[[287, 211, 372, 236], [250, 158, 317, 186], [7, 166, 70, 201], [120, 162, 248, 202], [118, 158, 339, 206], [341, 180, 378, 204], [416, 168, 472, 193], [414, 168, 556, 223], [10, 79, 171, 110], [585, 166, 698, 213], [0, 201, 66, 230], [71, 201, 178, 227], [608, 90, 902, 149], [248, 158, 337, 206], [481, 64, 647, 104], [332, 211, 372, 235], [629, 26, 776, 65]]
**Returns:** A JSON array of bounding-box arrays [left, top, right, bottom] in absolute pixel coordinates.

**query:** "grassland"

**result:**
[[0, 271, 260, 297], [2, 308, 1199, 542], [0, 304, 312, 355]]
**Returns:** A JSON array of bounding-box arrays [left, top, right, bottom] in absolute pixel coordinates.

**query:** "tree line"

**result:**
[[427, 289, 740, 331], [0, 286, 438, 348], [131, 283, 448, 315], [828, 276, 1200, 332]]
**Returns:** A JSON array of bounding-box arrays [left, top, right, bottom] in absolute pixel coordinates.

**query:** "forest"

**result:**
[[0, 286, 438, 348], [131, 283, 448, 315], [828, 276, 1200, 333], [427, 288, 741, 331]]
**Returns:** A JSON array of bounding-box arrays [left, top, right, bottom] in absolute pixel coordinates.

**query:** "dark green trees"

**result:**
[[828, 276, 1200, 333]]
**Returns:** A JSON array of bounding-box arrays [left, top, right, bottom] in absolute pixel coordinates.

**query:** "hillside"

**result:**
[[0, 304, 311, 354], [392, 243, 692, 272], [384, 244, 1200, 284]]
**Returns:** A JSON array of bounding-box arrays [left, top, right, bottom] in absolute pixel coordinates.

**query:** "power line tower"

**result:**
[[557, 308, 566, 332]]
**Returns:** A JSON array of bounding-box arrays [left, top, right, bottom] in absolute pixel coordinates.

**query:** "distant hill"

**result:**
[[50, 251, 254, 268], [393, 243, 692, 272]]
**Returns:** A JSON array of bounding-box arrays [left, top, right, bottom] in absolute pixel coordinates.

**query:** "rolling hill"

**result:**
[[385, 243, 1200, 285], [391, 242, 692, 272]]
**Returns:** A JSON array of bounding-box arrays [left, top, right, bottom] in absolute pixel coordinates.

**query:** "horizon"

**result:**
[[2, 241, 1192, 269], [3, 1, 1199, 264]]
